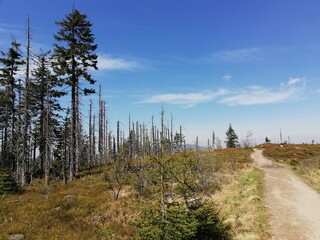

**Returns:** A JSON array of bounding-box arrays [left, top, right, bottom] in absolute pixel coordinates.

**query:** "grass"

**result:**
[[260, 143, 320, 192], [213, 167, 270, 240], [0, 148, 270, 239], [0, 174, 140, 239]]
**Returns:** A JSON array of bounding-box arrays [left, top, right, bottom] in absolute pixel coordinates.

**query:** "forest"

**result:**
[[0, 9, 244, 194], [0, 9, 261, 239]]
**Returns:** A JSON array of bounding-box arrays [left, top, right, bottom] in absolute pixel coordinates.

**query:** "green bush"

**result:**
[[135, 201, 229, 240], [135, 203, 197, 240], [0, 171, 20, 195], [190, 202, 229, 240]]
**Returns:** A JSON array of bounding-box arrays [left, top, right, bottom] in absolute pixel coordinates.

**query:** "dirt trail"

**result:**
[[251, 149, 320, 240]]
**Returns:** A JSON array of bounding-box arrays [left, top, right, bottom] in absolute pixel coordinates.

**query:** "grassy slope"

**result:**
[[213, 149, 270, 240], [0, 148, 269, 239], [260, 144, 320, 193]]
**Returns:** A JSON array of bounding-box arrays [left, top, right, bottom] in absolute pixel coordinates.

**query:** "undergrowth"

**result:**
[[0, 148, 270, 239], [213, 168, 270, 240]]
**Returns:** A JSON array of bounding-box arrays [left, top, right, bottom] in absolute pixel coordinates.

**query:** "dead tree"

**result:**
[[20, 15, 32, 185], [98, 85, 103, 158], [88, 99, 93, 166]]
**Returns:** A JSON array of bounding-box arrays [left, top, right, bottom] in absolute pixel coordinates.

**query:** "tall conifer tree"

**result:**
[[52, 9, 98, 180], [0, 41, 25, 173]]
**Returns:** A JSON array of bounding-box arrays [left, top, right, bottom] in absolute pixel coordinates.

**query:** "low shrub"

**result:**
[[0, 171, 20, 195]]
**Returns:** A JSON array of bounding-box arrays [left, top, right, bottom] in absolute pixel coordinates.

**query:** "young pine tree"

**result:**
[[225, 124, 240, 148]]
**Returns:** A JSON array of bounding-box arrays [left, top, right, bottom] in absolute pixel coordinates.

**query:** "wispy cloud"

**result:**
[[0, 23, 24, 35], [214, 48, 261, 62], [282, 77, 303, 87], [140, 77, 305, 108], [0, 23, 25, 47], [140, 89, 228, 108], [219, 77, 305, 106], [223, 72, 232, 81], [97, 54, 142, 71]]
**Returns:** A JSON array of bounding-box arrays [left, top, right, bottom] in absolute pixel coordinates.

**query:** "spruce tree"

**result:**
[[54, 109, 70, 185], [52, 9, 98, 180], [225, 124, 240, 148], [31, 51, 65, 186], [0, 41, 25, 172]]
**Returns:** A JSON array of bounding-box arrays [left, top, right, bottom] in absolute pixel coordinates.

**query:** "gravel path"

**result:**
[[251, 149, 320, 240]]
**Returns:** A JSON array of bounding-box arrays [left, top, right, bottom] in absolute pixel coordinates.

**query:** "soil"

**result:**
[[251, 149, 320, 240]]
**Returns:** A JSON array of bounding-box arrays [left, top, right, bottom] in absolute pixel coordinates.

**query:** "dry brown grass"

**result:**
[[259, 143, 320, 192], [0, 174, 140, 239], [0, 148, 270, 239]]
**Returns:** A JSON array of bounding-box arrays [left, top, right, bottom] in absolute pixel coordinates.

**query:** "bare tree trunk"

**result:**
[[93, 114, 96, 164], [180, 125, 183, 150], [70, 80, 76, 180], [108, 132, 112, 161], [117, 121, 120, 153], [128, 114, 132, 159], [170, 113, 173, 153], [212, 131, 215, 150], [135, 121, 139, 157], [89, 99, 92, 167], [104, 106, 109, 162], [151, 116, 154, 155], [75, 83, 80, 173], [10, 69, 17, 179], [196, 136, 199, 153], [62, 110, 69, 185], [112, 136, 116, 157], [44, 76, 50, 188], [103, 101, 107, 162], [160, 108, 166, 219], [21, 15, 31, 185], [98, 85, 103, 158]]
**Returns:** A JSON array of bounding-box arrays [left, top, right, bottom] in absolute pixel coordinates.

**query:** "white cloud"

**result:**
[[284, 77, 303, 87], [223, 72, 232, 81], [97, 54, 141, 71], [140, 89, 228, 108], [140, 78, 305, 108], [219, 77, 305, 106], [214, 48, 261, 62]]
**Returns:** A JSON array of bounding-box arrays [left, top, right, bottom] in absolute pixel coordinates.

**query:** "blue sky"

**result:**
[[1, 0, 320, 145]]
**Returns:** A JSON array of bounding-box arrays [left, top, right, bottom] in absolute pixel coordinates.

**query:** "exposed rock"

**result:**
[[7, 234, 25, 240], [52, 207, 61, 211], [63, 195, 76, 201]]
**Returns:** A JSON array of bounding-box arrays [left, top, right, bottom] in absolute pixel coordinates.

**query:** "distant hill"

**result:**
[[185, 144, 208, 150]]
